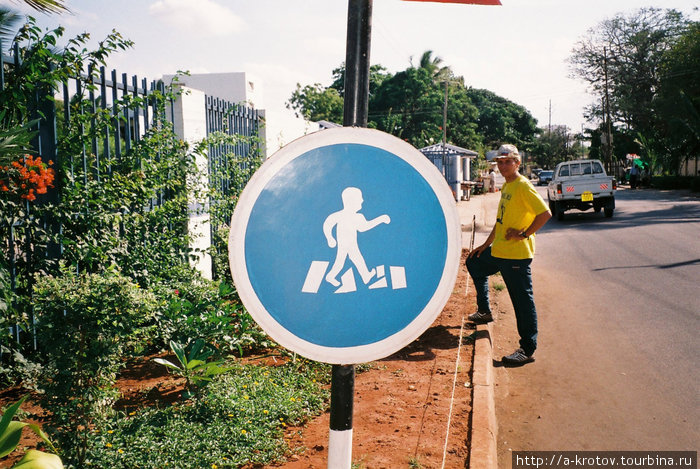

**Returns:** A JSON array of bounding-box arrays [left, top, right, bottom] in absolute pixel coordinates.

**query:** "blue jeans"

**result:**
[[465, 247, 538, 356]]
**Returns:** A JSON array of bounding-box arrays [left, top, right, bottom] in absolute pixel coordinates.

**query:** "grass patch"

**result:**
[[82, 360, 330, 468]]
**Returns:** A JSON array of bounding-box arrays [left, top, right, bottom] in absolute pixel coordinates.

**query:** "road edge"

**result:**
[[469, 321, 497, 469]]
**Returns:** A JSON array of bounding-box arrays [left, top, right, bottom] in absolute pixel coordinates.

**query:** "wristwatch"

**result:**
[[519, 231, 528, 238]]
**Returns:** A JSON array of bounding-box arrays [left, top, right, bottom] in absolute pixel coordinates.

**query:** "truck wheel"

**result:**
[[555, 202, 565, 221], [604, 207, 614, 218]]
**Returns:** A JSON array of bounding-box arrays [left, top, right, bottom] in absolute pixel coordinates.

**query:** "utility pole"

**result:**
[[603, 47, 613, 174], [548, 99, 552, 133]]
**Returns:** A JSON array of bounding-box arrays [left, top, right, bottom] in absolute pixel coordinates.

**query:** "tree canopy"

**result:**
[[569, 7, 698, 174], [286, 51, 538, 156]]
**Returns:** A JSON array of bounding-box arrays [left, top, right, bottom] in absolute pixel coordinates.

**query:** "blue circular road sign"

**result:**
[[229, 127, 460, 364]]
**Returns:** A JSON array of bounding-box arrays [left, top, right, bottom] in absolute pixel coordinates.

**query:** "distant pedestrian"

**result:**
[[465, 144, 552, 366], [629, 164, 640, 189], [488, 168, 496, 193]]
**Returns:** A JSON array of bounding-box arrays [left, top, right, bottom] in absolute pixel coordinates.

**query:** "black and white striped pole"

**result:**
[[328, 1, 372, 467], [328, 364, 356, 467]]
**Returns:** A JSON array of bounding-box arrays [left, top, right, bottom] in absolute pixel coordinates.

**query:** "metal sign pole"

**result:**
[[328, 364, 355, 467], [343, 0, 372, 128], [329, 1, 372, 467]]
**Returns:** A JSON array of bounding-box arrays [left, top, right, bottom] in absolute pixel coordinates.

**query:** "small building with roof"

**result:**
[[419, 143, 478, 200]]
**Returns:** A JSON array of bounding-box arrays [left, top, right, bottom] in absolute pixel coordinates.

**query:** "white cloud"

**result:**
[[148, 0, 246, 37]]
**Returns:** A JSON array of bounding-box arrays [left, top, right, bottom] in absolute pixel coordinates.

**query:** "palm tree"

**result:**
[[417, 50, 451, 81], [0, 8, 23, 46], [11, 0, 68, 13], [418, 50, 442, 74]]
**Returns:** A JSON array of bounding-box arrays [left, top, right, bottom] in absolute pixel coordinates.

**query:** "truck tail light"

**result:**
[[612, 179, 617, 190], [557, 182, 562, 195]]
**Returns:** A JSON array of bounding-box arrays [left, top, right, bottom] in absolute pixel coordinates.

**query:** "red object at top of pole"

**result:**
[[401, 0, 501, 4]]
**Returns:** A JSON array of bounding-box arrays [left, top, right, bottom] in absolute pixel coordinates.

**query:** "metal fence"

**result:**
[[205, 95, 261, 207], [1, 43, 262, 352], [204, 95, 262, 279]]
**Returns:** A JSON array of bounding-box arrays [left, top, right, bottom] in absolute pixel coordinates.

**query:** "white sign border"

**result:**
[[229, 127, 461, 364]]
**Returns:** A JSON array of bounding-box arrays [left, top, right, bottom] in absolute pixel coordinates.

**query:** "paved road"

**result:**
[[491, 187, 700, 465]]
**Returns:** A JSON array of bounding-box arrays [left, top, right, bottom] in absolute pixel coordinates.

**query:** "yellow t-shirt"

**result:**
[[492, 174, 549, 260]]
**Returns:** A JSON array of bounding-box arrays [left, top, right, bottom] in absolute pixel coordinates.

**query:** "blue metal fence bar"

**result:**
[[76, 78, 88, 186], [132, 75, 140, 145], [100, 67, 111, 176], [121, 73, 131, 154], [111, 69, 122, 161], [88, 64, 100, 182], [141, 77, 150, 133]]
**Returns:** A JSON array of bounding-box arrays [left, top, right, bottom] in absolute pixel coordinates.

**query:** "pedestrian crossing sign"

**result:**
[[229, 127, 460, 364]]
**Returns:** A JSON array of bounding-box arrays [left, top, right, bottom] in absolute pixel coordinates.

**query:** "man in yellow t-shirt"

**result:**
[[466, 144, 551, 366]]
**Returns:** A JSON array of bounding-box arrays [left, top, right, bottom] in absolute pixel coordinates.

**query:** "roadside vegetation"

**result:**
[[289, 7, 700, 183], [1, 3, 698, 469], [0, 9, 328, 469]]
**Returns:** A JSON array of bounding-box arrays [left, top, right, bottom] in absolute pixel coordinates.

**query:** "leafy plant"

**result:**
[[159, 281, 272, 357], [82, 361, 329, 468], [33, 265, 158, 466], [154, 339, 231, 398], [0, 112, 38, 168], [0, 395, 63, 469]]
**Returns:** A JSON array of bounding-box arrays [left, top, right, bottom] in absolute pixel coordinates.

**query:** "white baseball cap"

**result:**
[[495, 144, 520, 160]]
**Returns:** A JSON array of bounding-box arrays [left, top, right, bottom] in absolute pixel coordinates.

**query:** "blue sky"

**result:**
[[3, 0, 699, 147]]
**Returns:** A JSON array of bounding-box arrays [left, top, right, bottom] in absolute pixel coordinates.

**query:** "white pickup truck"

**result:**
[[546, 159, 616, 220]]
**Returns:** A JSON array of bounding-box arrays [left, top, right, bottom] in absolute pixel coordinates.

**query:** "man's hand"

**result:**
[[505, 227, 524, 240], [468, 243, 489, 258]]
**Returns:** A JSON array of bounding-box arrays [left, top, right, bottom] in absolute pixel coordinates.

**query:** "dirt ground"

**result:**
[[1, 252, 479, 469], [274, 252, 476, 469]]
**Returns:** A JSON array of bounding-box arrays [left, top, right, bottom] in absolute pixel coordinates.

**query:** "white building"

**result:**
[[162, 71, 312, 158], [162, 72, 313, 278]]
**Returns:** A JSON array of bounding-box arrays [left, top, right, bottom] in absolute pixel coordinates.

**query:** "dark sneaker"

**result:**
[[467, 310, 493, 324], [502, 348, 535, 366]]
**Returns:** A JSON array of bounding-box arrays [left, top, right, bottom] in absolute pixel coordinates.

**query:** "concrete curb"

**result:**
[[469, 322, 497, 469], [459, 192, 500, 468]]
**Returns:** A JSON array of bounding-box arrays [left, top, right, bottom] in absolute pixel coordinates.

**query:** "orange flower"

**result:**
[[0, 154, 55, 202]]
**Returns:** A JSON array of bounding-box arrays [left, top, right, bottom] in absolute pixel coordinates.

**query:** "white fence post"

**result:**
[[171, 86, 213, 280]]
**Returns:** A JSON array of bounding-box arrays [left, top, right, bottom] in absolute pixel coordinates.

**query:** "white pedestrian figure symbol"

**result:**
[[301, 187, 407, 294], [323, 187, 390, 287]]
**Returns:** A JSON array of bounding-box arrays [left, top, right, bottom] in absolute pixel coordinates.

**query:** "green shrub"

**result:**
[[153, 339, 232, 399], [157, 280, 273, 357], [82, 361, 330, 468], [33, 265, 158, 466]]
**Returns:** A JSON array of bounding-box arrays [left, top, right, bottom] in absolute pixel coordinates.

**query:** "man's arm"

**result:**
[[505, 210, 552, 240], [468, 225, 496, 258], [358, 214, 391, 232], [323, 213, 338, 248]]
